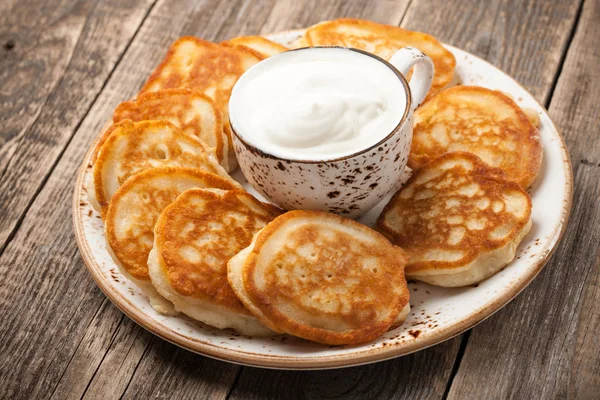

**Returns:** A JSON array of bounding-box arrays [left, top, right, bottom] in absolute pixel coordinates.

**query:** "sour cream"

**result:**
[[229, 47, 407, 160]]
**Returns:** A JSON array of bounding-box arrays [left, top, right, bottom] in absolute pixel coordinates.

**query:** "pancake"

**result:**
[[105, 167, 238, 315], [112, 89, 228, 169], [92, 119, 236, 215], [376, 152, 532, 287], [148, 188, 281, 335], [303, 18, 456, 98], [222, 36, 288, 57], [139, 37, 264, 170], [228, 210, 410, 345], [90, 123, 117, 164], [410, 86, 543, 188]]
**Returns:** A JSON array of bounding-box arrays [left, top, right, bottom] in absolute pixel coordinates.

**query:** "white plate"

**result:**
[[73, 29, 573, 369]]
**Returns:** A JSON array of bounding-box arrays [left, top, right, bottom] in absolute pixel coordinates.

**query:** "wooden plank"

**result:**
[[80, 324, 153, 400], [258, 0, 411, 34], [0, 0, 156, 253], [0, 2, 158, 397], [447, 0, 600, 397], [0, 2, 152, 399], [49, 301, 150, 400], [228, 338, 461, 400], [0, 0, 93, 171], [401, 0, 582, 104], [119, 339, 240, 399]]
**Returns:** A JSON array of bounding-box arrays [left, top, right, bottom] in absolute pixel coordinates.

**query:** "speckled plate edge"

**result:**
[[72, 29, 573, 370]]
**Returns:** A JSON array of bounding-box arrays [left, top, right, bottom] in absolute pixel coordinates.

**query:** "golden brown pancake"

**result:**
[[112, 89, 228, 168], [139, 37, 263, 170], [105, 167, 238, 314], [228, 210, 410, 345], [303, 18, 456, 98], [410, 86, 543, 188], [91, 119, 235, 215], [148, 188, 281, 335], [222, 36, 288, 58], [90, 123, 116, 164], [376, 152, 532, 287]]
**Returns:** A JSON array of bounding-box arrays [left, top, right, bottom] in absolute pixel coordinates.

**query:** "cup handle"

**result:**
[[389, 47, 434, 111]]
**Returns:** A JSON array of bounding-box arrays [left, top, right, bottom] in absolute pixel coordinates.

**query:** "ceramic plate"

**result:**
[[72, 29, 573, 369]]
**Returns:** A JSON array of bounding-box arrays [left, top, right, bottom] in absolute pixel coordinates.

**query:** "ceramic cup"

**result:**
[[229, 46, 433, 218]]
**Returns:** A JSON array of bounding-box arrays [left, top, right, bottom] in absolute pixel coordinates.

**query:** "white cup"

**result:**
[[229, 46, 433, 217]]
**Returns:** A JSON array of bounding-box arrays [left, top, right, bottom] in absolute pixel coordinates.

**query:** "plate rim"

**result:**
[[72, 29, 574, 370]]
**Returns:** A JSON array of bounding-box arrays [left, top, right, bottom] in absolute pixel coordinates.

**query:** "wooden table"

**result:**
[[1, 0, 598, 398]]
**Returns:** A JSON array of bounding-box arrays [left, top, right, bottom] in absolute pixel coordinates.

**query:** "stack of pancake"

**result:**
[[87, 19, 542, 344]]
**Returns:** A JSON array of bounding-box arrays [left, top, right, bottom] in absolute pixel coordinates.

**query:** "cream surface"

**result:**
[[229, 48, 407, 160]]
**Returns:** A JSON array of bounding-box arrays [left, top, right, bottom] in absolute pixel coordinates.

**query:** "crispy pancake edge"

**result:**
[[405, 219, 532, 287], [155, 188, 281, 310], [104, 166, 238, 281], [138, 36, 263, 95], [149, 188, 281, 335], [222, 36, 289, 57], [112, 88, 227, 166], [148, 242, 275, 336], [409, 86, 543, 188], [92, 119, 223, 216], [376, 152, 532, 281], [240, 210, 410, 345]]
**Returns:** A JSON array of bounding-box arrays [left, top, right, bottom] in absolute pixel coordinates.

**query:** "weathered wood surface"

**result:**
[[0, 0, 597, 398], [447, 0, 600, 398], [0, 0, 156, 253]]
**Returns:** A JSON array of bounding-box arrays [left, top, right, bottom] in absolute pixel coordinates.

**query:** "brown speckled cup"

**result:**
[[229, 47, 433, 218]]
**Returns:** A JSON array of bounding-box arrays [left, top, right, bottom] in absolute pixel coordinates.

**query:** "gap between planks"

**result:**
[[0, 0, 159, 258], [543, 0, 586, 109], [440, 0, 586, 396]]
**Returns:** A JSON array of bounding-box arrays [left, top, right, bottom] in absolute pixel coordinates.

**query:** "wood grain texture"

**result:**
[[401, 0, 582, 104], [229, 337, 461, 400], [120, 339, 239, 399], [1, 0, 93, 170], [258, 0, 411, 34], [0, 0, 156, 253], [447, 0, 600, 397], [49, 301, 151, 400]]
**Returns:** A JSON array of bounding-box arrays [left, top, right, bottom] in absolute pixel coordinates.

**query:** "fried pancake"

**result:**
[[90, 123, 117, 164], [303, 18, 456, 97], [376, 152, 532, 287], [105, 167, 238, 314], [148, 188, 281, 335], [228, 210, 410, 345], [139, 37, 264, 170], [113, 89, 228, 168], [410, 86, 543, 188], [222, 36, 288, 58], [92, 119, 236, 215]]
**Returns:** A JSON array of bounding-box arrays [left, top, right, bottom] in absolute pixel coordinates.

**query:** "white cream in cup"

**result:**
[[229, 46, 433, 217]]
